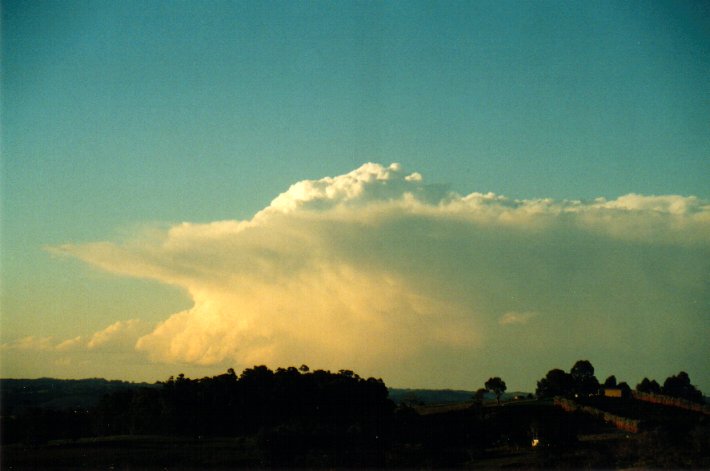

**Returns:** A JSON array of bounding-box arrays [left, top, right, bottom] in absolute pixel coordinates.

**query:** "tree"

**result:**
[[636, 377, 661, 394], [536, 369, 574, 399], [662, 371, 703, 403], [484, 377, 506, 405], [570, 360, 599, 397], [603, 375, 617, 388]]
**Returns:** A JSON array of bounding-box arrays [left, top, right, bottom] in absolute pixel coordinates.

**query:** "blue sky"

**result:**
[[2, 0, 709, 390]]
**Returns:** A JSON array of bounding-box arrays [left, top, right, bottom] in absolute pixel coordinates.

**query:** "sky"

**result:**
[[1, 0, 709, 392]]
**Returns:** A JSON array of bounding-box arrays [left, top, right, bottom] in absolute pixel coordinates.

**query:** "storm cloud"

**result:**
[[52, 163, 710, 388]]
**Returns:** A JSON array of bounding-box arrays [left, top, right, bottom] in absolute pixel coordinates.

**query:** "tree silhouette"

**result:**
[[536, 369, 574, 398], [636, 377, 661, 394], [570, 360, 599, 397], [662, 371, 703, 403], [484, 377, 506, 405]]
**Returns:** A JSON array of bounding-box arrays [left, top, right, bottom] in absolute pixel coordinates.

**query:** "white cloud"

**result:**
[[499, 311, 538, 326], [52, 163, 710, 388]]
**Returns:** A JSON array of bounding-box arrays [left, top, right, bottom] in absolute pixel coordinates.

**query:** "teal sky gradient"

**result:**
[[2, 0, 709, 388]]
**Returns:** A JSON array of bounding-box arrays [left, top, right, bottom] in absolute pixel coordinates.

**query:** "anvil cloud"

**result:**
[[51, 163, 710, 388]]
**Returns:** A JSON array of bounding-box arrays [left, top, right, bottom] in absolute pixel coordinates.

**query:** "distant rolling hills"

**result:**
[[0, 378, 534, 415], [0, 378, 156, 415], [388, 388, 532, 405]]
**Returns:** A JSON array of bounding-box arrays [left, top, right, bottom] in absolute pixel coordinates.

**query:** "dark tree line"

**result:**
[[535, 360, 704, 404], [93, 366, 394, 438], [3, 363, 707, 468], [535, 360, 600, 399], [4, 366, 394, 452], [637, 371, 704, 403]]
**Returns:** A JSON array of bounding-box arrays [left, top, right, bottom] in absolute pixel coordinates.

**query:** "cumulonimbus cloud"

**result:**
[[51, 163, 710, 386]]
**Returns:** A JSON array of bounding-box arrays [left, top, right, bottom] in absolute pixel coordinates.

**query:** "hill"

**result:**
[[0, 378, 155, 415], [388, 388, 531, 405]]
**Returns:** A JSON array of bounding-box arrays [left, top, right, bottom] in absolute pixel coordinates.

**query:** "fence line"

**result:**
[[631, 391, 710, 415], [553, 397, 640, 433]]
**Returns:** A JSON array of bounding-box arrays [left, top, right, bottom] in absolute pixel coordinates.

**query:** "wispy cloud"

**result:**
[[1, 321, 156, 380], [499, 311, 538, 326], [3, 320, 149, 353], [49, 163, 710, 387], [2, 336, 57, 351]]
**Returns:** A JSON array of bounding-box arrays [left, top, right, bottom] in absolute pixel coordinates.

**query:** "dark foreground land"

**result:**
[[2, 372, 709, 469], [4, 402, 709, 469], [3, 403, 709, 469]]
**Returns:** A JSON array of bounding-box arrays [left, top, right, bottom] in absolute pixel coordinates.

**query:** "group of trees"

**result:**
[[535, 360, 606, 399], [636, 371, 704, 403], [99, 366, 393, 437], [5, 366, 394, 448], [473, 361, 705, 407], [535, 360, 704, 404], [5, 362, 705, 445]]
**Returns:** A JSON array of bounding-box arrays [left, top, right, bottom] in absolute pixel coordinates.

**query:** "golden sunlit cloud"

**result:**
[[46, 163, 710, 386], [87, 319, 150, 351]]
